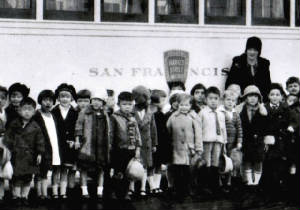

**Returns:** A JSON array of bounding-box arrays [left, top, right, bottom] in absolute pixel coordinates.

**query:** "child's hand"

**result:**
[[190, 149, 195, 156], [236, 143, 242, 150], [152, 146, 157, 153], [287, 126, 294, 133], [37, 155, 42, 165], [74, 140, 81, 150], [110, 168, 114, 177], [67, 141, 74, 148]]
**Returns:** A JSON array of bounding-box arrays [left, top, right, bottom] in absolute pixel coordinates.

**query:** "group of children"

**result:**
[[0, 76, 299, 206]]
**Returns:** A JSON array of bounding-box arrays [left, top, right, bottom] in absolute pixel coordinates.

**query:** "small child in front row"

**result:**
[[33, 90, 61, 200], [167, 93, 203, 201], [75, 89, 110, 199], [199, 87, 227, 195], [218, 90, 243, 192], [110, 92, 142, 200], [3, 97, 45, 205], [239, 85, 269, 187]]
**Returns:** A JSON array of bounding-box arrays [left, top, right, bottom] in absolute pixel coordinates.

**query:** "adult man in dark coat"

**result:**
[[225, 36, 271, 102]]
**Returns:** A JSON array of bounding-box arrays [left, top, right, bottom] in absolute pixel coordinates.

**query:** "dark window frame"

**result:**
[[296, 0, 299, 26], [204, 0, 246, 25], [101, 0, 148, 22], [155, 0, 198, 24], [43, 0, 94, 21], [251, 0, 290, 26], [0, 0, 36, 19]]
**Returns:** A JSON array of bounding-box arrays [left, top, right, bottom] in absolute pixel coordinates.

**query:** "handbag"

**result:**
[[0, 161, 13, 180]]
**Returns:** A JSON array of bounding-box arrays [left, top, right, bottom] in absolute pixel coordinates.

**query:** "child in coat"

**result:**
[[131, 86, 158, 196], [167, 93, 203, 201], [0, 86, 8, 202], [33, 90, 61, 200], [239, 85, 269, 187], [190, 83, 207, 114], [199, 87, 227, 195], [76, 89, 91, 112], [75, 88, 110, 199], [5, 83, 30, 128], [3, 97, 44, 205], [218, 90, 243, 192], [110, 92, 141, 200], [286, 77, 299, 98], [261, 83, 294, 203], [52, 83, 78, 199]]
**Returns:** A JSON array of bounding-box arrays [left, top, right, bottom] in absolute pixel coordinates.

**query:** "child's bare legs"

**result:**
[[0, 179, 4, 200], [35, 177, 42, 198], [129, 181, 135, 195], [68, 170, 76, 189], [140, 169, 147, 195], [147, 168, 155, 192], [153, 167, 162, 192], [13, 186, 21, 199], [253, 162, 263, 185], [244, 162, 254, 185], [60, 167, 68, 197], [52, 167, 60, 197], [167, 164, 174, 189], [21, 182, 31, 199], [80, 170, 89, 196], [97, 169, 104, 197]]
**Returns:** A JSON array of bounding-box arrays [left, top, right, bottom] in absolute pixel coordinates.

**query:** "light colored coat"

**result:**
[[199, 106, 227, 144], [167, 110, 203, 165]]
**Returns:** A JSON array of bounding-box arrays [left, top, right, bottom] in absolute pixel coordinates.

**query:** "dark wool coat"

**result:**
[[5, 105, 19, 129], [51, 105, 78, 166], [225, 53, 271, 101], [264, 103, 292, 161], [134, 108, 158, 168], [33, 111, 61, 169], [240, 105, 270, 162], [153, 110, 172, 165], [75, 106, 111, 170], [3, 118, 45, 176], [288, 101, 300, 167]]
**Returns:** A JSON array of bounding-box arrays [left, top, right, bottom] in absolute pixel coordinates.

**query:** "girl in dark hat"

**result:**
[[33, 90, 62, 200], [5, 83, 30, 128], [52, 83, 78, 199], [225, 36, 272, 102]]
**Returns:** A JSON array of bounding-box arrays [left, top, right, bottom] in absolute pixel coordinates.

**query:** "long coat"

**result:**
[[134, 108, 158, 168], [240, 105, 270, 162], [167, 111, 203, 165], [33, 111, 62, 169], [52, 105, 78, 166], [3, 118, 45, 176], [225, 53, 271, 101], [75, 106, 111, 170]]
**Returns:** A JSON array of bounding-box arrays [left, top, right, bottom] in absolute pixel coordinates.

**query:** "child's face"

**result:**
[[287, 83, 300, 95], [193, 89, 206, 103], [41, 97, 54, 112], [58, 91, 72, 107], [0, 91, 7, 109], [158, 97, 166, 109], [178, 100, 191, 114], [246, 94, 259, 106], [77, 98, 90, 110], [224, 96, 236, 111], [228, 85, 241, 97], [171, 100, 179, 110], [119, 100, 134, 114], [91, 98, 104, 110], [268, 89, 282, 105], [246, 48, 259, 60], [10, 91, 23, 107], [19, 104, 35, 121], [206, 93, 220, 110], [287, 95, 297, 106]]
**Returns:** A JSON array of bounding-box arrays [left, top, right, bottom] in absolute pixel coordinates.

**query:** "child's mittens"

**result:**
[[258, 103, 268, 116], [152, 146, 157, 153], [36, 154, 42, 165], [287, 126, 295, 133]]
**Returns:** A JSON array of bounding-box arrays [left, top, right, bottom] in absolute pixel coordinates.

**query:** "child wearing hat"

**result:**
[[110, 91, 141, 200], [218, 89, 243, 192], [52, 83, 78, 199], [3, 97, 45, 206], [76, 89, 91, 112], [5, 83, 30, 128], [167, 93, 202, 201], [132, 85, 158, 197], [261, 83, 294, 203], [239, 85, 270, 187], [75, 88, 111, 199], [33, 90, 61, 200]]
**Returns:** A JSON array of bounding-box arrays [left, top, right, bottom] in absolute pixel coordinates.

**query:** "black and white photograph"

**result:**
[[0, 1, 299, 210]]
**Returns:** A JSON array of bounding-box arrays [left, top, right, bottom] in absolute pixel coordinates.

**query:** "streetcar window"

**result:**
[[44, 0, 94, 21], [296, 0, 299, 26], [101, 0, 148, 22], [155, 0, 198, 24], [205, 0, 245, 25], [0, 0, 36, 19], [252, 0, 290, 26]]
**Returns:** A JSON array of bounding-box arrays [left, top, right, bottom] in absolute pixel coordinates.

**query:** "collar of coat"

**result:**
[[172, 110, 198, 119], [114, 110, 134, 120], [82, 105, 107, 116], [9, 117, 38, 131]]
